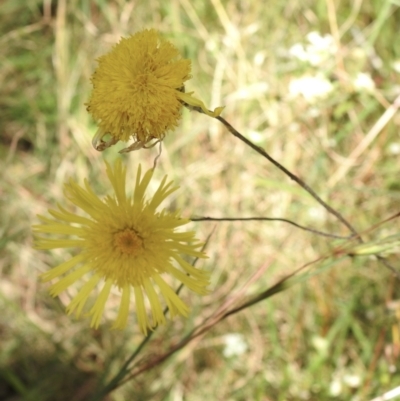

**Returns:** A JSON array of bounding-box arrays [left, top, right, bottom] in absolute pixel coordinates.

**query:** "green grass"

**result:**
[[1, 0, 400, 400]]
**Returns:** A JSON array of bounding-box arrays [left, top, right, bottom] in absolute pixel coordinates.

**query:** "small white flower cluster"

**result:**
[[288, 74, 334, 103], [352, 72, 375, 93], [288, 32, 335, 104], [288, 31, 377, 102], [223, 333, 248, 357], [289, 31, 336, 67]]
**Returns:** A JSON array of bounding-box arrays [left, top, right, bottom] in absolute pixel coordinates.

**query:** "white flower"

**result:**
[[343, 374, 361, 388], [388, 142, 400, 155], [392, 60, 400, 74], [353, 72, 375, 92], [289, 32, 336, 66], [329, 379, 342, 396], [289, 74, 334, 103], [289, 43, 308, 62], [223, 333, 248, 357], [306, 31, 335, 51]]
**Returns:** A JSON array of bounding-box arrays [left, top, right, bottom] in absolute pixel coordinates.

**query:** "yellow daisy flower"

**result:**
[[86, 29, 224, 153], [33, 160, 209, 334]]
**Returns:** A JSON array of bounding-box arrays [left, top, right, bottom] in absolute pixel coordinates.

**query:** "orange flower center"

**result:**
[[114, 228, 143, 255]]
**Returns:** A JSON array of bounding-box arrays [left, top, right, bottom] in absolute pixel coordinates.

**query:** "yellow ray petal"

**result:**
[[134, 286, 149, 335], [153, 275, 189, 318], [143, 278, 166, 327], [113, 284, 131, 330], [49, 264, 92, 296], [41, 253, 86, 282], [67, 274, 101, 317], [90, 279, 113, 329]]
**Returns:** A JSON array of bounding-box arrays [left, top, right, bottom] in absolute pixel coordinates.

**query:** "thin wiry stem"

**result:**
[[183, 102, 362, 238], [184, 102, 358, 237], [214, 113, 360, 238], [191, 216, 352, 239], [186, 105, 400, 277]]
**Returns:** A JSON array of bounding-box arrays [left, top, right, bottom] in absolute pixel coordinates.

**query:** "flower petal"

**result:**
[[143, 278, 166, 327], [90, 279, 113, 328], [153, 275, 189, 318], [67, 274, 101, 317], [49, 264, 92, 296], [112, 284, 131, 330], [134, 286, 149, 335], [41, 253, 86, 282]]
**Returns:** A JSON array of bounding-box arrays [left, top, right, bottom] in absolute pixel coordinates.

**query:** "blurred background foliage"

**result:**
[[1, 0, 400, 400]]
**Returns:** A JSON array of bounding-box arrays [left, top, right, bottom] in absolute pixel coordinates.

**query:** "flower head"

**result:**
[[86, 29, 224, 153], [33, 160, 209, 334]]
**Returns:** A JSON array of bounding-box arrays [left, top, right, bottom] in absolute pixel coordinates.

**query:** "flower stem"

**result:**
[[214, 114, 359, 238], [191, 216, 352, 239], [208, 112, 400, 277], [88, 332, 154, 401]]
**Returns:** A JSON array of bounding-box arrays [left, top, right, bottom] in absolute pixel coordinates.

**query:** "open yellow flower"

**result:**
[[33, 160, 209, 334], [86, 29, 224, 153]]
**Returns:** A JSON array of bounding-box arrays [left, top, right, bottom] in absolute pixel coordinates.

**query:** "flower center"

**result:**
[[135, 73, 151, 90], [114, 228, 143, 255]]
